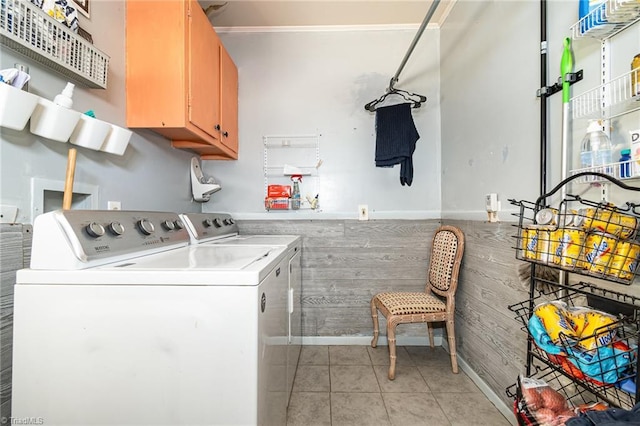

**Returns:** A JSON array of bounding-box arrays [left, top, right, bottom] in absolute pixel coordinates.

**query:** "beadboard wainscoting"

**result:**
[[442, 220, 529, 408], [237, 219, 442, 341], [0, 224, 32, 420]]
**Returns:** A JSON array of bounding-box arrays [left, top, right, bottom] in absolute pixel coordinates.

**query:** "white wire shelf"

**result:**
[[0, 0, 109, 89], [571, 0, 640, 40], [570, 160, 640, 183], [263, 134, 321, 211], [264, 165, 320, 177], [572, 68, 640, 119]]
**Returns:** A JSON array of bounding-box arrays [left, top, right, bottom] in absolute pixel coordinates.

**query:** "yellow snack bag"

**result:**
[[534, 302, 577, 343]]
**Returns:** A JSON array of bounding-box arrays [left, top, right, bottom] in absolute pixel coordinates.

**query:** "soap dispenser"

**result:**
[[54, 82, 75, 108]]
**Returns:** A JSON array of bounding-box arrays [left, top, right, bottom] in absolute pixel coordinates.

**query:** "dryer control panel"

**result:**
[[180, 212, 239, 243], [30, 210, 191, 270]]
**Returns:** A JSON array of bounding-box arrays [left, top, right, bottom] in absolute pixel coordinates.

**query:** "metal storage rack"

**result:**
[[0, 0, 109, 88], [507, 173, 640, 423], [509, 4, 640, 423], [568, 1, 640, 184], [263, 134, 320, 211]]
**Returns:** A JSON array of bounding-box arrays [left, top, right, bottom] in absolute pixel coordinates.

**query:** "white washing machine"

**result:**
[[179, 213, 302, 408], [13, 209, 292, 426]]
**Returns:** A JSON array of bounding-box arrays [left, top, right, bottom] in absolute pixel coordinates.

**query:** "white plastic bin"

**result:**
[[100, 125, 132, 156], [69, 115, 111, 150], [0, 84, 40, 131], [30, 99, 81, 142]]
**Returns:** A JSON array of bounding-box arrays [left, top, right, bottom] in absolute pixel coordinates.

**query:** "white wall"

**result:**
[[440, 0, 543, 220], [202, 27, 442, 219], [0, 1, 201, 224], [440, 0, 640, 220]]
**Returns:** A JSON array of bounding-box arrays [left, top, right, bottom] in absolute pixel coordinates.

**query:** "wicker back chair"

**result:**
[[370, 225, 465, 380]]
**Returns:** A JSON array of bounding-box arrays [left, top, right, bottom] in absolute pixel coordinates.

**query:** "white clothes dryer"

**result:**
[[13, 209, 291, 425], [179, 212, 303, 407]]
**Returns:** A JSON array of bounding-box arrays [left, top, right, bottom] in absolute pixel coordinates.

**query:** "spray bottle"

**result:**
[[54, 82, 75, 108], [291, 175, 302, 210]]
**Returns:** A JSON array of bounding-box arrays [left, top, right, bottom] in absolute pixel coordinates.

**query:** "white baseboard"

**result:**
[[301, 335, 442, 346]]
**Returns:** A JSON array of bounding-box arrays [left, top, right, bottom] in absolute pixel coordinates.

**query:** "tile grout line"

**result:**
[[420, 362, 455, 426], [368, 347, 392, 424]]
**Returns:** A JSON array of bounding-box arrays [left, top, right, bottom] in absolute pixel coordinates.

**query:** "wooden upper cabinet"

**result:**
[[219, 44, 239, 154], [126, 0, 238, 160]]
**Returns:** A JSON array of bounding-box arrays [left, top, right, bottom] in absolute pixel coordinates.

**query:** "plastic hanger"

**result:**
[[364, 88, 427, 112]]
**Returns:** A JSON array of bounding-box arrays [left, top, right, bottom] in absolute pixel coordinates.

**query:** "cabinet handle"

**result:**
[[223, 131, 229, 138], [215, 124, 221, 131]]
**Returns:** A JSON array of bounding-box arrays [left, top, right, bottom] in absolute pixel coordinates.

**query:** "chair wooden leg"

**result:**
[[445, 317, 459, 374], [427, 323, 435, 348], [371, 297, 379, 348], [387, 319, 398, 380]]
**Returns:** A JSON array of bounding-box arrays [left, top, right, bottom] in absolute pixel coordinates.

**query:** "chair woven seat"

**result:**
[[374, 292, 446, 315], [370, 225, 465, 380]]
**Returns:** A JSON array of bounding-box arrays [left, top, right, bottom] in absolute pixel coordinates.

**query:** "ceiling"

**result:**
[[198, 1, 455, 28]]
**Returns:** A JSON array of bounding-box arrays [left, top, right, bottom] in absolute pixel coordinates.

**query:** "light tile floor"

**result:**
[[287, 345, 512, 426]]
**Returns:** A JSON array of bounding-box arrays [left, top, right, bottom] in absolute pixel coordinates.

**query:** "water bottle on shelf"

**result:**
[[580, 120, 612, 179]]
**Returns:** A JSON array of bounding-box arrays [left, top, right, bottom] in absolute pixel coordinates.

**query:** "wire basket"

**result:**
[[0, 0, 109, 88], [570, 0, 640, 40], [508, 283, 640, 409], [511, 196, 640, 285], [507, 365, 631, 425]]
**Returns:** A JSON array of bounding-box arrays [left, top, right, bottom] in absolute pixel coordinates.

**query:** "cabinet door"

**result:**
[[188, 0, 220, 139], [220, 44, 239, 154], [126, 0, 188, 129]]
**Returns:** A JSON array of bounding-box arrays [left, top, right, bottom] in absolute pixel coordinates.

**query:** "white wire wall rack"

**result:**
[[572, 68, 640, 120], [0, 0, 109, 89], [570, 0, 640, 40], [263, 134, 321, 211], [570, 160, 639, 183]]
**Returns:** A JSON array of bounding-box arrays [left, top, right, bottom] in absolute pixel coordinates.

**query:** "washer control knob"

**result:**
[[85, 222, 105, 238], [213, 218, 223, 228], [228, 218, 235, 225], [203, 218, 214, 228], [108, 221, 125, 236], [174, 219, 184, 230], [223, 219, 231, 225], [161, 220, 176, 231], [137, 219, 155, 235]]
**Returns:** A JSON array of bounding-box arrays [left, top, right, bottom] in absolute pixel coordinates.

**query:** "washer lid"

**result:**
[[210, 235, 301, 248], [109, 245, 276, 271]]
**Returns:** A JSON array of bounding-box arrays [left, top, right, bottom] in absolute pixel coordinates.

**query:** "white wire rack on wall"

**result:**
[[572, 68, 640, 120], [263, 134, 321, 211], [0, 0, 109, 88], [570, 0, 640, 40]]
